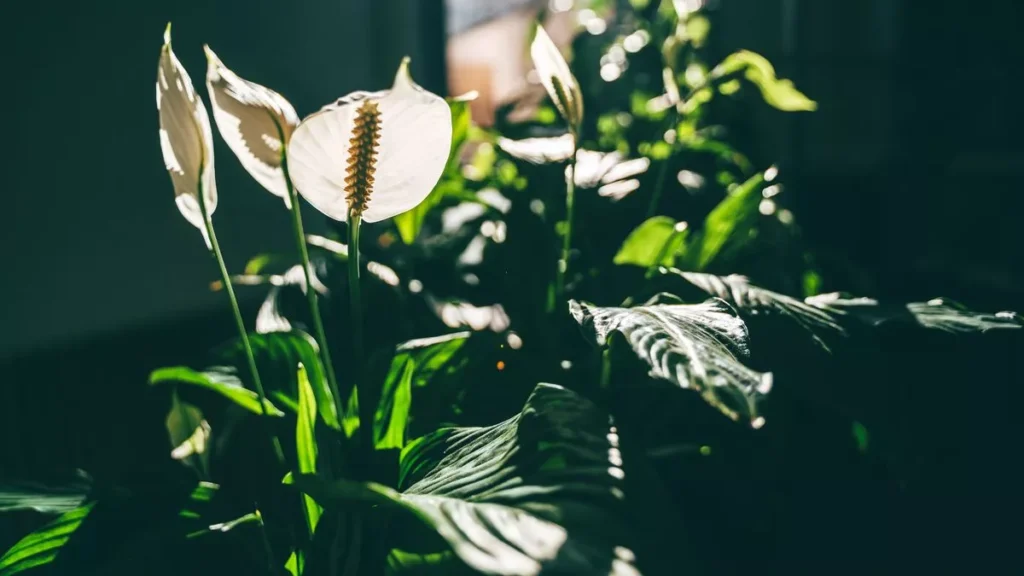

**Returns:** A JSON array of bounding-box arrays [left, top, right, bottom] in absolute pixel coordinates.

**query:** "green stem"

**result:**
[[282, 158, 345, 422], [646, 108, 680, 219], [554, 139, 578, 310], [347, 212, 370, 456], [197, 186, 284, 464]]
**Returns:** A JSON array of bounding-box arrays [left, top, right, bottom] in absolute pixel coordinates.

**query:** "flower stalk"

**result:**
[[346, 212, 369, 455], [197, 180, 284, 464], [280, 155, 344, 422], [555, 139, 578, 308]]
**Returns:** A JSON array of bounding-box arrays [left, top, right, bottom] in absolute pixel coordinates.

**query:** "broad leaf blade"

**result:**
[[805, 293, 1023, 334], [0, 503, 93, 575], [375, 333, 471, 450], [0, 476, 90, 515], [296, 363, 322, 534], [149, 366, 284, 417], [713, 50, 817, 112], [678, 172, 765, 270], [392, 383, 638, 575], [673, 270, 844, 351], [570, 297, 772, 427], [218, 330, 339, 429], [614, 217, 687, 268]]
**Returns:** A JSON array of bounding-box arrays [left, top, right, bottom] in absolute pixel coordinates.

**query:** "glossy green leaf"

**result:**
[[375, 333, 471, 450], [614, 216, 687, 268], [678, 172, 764, 270], [805, 293, 1023, 334], [395, 96, 474, 244], [149, 366, 285, 417], [672, 270, 844, 351], [218, 330, 339, 429], [0, 503, 93, 575], [296, 363, 322, 534], [302, 384, 640, 575], [570, 296, 772, 427], [393, 383, 639, 575], [713, 50, 817, 112]]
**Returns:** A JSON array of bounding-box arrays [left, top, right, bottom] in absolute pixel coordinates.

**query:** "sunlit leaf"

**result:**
[[218, 330, 339, 430], [570, 297, 772, 426], [302, 384, 640, 575], [677, 172, 765, 270], [375, 333, 471, 450], [0, 476, 90, 515], [713, 50, 817, 112], [296, 364, 322, 535], [497, 134, 574, 164], [805, 293, 1023, 334], [149, 366, 285, 417], [0, 503, 93, 575], [672, 270, 845, 351], [614, 217, 687, 268]]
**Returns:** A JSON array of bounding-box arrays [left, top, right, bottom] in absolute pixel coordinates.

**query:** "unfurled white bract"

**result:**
[[530, 25, 583, 133], [156, 24, 217, 248], [205, 46, 299, 208], [286, 57, 452, 223]]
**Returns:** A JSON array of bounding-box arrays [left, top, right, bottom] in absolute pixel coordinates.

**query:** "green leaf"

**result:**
[[671, 270, 845, 352], [805, 294, 1022, 334], [375, 333, 471, 450], [614, 216, 687, 268], [0, 503, 93, 575], [713, 50, 817, 112], [296, 363, 322, 535], [678, 172, 764, 270], [149, 366, 285, 417], [394, 97, 473, 244], [218, 330, 339, 430], [389, 384, 640, 575], [570, 296, 772, 427]]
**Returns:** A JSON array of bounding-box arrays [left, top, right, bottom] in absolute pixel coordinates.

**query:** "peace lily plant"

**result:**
[[5, 7, 1019, 576]]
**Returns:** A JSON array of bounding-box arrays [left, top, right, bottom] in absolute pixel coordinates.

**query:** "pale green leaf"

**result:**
[[614, 217, 687, 268], [149, 366, 284, 417]]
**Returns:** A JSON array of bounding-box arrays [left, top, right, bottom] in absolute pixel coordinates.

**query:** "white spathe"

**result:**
[[530, 25, 583, 132], [286, 57, 452, 223], [205, 46, 299, 208], [157, 24, 217, 248]]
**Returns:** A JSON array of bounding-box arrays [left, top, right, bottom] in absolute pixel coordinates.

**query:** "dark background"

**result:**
[[1, 0, 1021, 561]]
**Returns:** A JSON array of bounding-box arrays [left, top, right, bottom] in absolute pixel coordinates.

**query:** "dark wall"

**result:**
[[716, 0, 1024, 308]]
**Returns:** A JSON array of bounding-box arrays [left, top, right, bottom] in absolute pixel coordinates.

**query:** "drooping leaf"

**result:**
[[296, 363, 322, 535], [394, 95, 475, 244], [570, 297, 772, 426], [713, 50, 817, 112], [217, 330, 339, 430], [672, 270, 844, 351], [149, 366, 285, 417], [614, 217, 687, 268], [0, 475, 91, 515], [375, 332, 471, 450], [302, 384, 641, 576], [0, 503, 93, 575], [677, 171, 765, 270], [805, 293, 1022, 334]]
